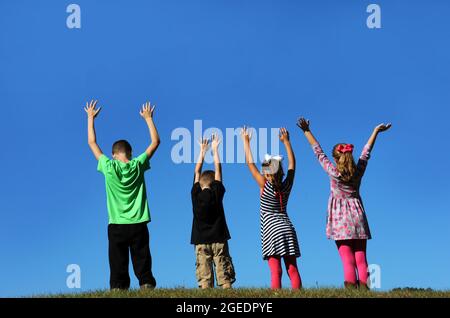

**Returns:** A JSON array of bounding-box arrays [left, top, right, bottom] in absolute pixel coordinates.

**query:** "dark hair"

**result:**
[[199, 170, 215, 187], [262, 160, 284, 192], [272, 163, 284, 192], [112, 140, 132, 159]]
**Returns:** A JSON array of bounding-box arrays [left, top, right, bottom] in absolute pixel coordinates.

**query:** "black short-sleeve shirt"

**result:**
[[190, 180, 231, 244]]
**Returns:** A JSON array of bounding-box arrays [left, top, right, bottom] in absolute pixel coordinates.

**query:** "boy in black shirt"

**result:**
[[191, 134, 236, 289]]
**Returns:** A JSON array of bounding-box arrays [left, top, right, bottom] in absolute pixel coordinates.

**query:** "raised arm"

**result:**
[[354, 122, 392, 175], [211, 133, 222, 182], [240, 126, 265, 188], [366, 123, 392, 150], [140, 102, 161, 159], [297, 117, 339, 177], [84, 100, 103, 160], [279, 127, 295, 170], [194, 138, 209, 183], [296, 117, 318, 146]]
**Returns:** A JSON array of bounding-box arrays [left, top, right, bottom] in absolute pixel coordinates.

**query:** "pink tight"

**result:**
[[336, 239, 368, 285], [267, 256, 302, 289]]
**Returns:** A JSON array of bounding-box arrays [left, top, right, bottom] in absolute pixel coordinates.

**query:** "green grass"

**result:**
[[40, 287, 450, 298]]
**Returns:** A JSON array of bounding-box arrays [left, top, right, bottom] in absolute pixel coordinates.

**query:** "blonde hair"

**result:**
[[332, 144, 356, 183]]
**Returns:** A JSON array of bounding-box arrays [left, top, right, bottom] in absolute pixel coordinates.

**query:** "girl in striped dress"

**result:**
[[241, 127, 302, 289], [297, 117, 391, 289]]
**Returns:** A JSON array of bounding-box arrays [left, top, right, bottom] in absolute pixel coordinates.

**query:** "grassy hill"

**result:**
[[43, 287, 450, 298]]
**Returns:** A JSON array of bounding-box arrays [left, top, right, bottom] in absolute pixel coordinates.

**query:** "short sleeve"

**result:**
[[97, 154, 111, 175], [191, 182, 201, 198], [136, 152, 150, 172], [211, 180, 226, 201], [283, 169, 295, 188]]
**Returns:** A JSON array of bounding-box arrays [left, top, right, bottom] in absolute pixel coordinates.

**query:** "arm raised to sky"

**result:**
[[366, 123, 392, 150], [194, 138, 209, 183], [211, 133, 222, 182], [84, 99, 103, 160], [279, 127, 295, 170], [296, 117, 319, 146], [139, 102, 161, 159], [240, 126, 265, 188]]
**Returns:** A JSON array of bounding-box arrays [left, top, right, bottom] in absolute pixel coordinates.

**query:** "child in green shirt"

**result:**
[[85, 100, 160, 290]]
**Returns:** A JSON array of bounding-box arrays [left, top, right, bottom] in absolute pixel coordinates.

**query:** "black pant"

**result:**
[[108, 222, 156, 289]]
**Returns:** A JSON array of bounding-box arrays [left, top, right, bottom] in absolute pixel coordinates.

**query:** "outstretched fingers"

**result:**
[[211, 132, 221, 148], [85, 100, 101, 117], [376, 122, 392, 132], [296, 117, 310, 131], [279, 127, 290, 142], [197, 137, 209, 147], [140, 102, 156, 118]]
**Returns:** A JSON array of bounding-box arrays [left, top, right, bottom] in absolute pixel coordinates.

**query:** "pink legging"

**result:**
[[336, 239, 368, 284], [267, 256, 302, 289]]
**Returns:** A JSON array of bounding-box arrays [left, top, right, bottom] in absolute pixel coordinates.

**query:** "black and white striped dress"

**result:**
[[260, 169, 301, 260]]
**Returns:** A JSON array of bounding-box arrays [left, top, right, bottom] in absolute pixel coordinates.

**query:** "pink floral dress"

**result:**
[[312, 143, 372, 241]]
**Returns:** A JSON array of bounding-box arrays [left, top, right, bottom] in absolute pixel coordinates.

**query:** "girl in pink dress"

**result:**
[[297, 117, 391, 289]]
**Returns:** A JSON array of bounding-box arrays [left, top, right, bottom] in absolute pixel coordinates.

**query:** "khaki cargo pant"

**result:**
[[195, 242, 236, 288]]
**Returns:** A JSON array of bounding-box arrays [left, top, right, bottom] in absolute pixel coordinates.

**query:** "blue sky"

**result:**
[[0, 0, 449, 297]]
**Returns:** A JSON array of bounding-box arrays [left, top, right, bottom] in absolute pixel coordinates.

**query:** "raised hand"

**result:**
[[85, 99, 103, 160], [211, 133, 221, 152], [140, 101, 156, 120], [296, 117, 310, 132], [198, 137, 210, 154], [84, 100, 101, 118], [194, 137, 209, 181], [297, 117, 319, 146], [211, 133, 222, 181], [366, 122, 392, 149], [375, 123, 392, 133], [240, 126, 252, 143], [240, 125, 265, 188], [279, 127, 290, 143], [141, 100, 160, 158]]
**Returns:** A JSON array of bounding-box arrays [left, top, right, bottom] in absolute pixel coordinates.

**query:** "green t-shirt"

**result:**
[[97, 152, 151, 224]]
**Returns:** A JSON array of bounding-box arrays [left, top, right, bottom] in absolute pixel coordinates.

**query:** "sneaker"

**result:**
[[140, 283, 156, 290], [110, 287, 129, 292]]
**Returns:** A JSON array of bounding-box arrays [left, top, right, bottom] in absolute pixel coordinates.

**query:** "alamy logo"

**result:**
[[66, 4, 81, 29], [66, 264, 81, 289], [366, 4, 381, 29], [170, 120, 281, 164], [368, 264, 381, 289]]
